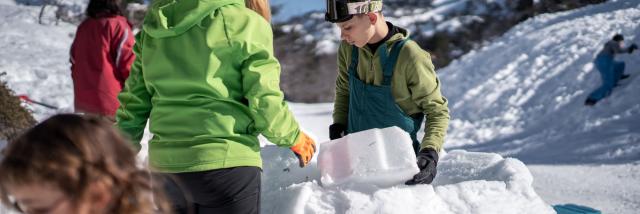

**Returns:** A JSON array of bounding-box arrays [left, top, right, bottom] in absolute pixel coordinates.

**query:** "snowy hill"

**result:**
[[435, 0, 640, 212], [440, 0, 640, 164], [1, 0, 640, 213]]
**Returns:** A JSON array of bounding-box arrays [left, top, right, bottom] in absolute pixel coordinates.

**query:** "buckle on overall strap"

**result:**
[[382, 39, 408, 85]]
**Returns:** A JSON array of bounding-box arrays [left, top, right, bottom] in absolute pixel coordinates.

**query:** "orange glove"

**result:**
[[290, 132, 316, 167]]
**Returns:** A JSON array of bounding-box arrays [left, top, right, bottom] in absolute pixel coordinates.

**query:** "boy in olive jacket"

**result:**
[[325, 0, 449, 185]]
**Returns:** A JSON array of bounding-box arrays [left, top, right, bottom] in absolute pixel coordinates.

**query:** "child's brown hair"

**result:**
[[0, 114, 170, 213]]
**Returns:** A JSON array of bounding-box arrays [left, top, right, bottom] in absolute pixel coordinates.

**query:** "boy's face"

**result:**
[[337, 14, 376, 48]]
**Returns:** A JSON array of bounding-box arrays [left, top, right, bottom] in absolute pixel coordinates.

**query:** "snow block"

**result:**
[[318, 127, 419, 187], [553, 204, 601, 214]]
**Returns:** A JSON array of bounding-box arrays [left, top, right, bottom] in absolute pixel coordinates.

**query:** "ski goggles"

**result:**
[[325, 0, 383, 23]]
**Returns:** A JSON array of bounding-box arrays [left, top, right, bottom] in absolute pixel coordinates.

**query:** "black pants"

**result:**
[[156, 166, 261, 214]]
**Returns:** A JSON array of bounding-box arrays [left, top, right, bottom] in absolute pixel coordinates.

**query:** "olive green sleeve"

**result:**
[[332, 43, 351, 125], [404, 50, 450, 152]]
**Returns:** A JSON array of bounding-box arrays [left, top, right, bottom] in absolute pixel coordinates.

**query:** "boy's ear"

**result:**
[[367, 12, 377, 24]]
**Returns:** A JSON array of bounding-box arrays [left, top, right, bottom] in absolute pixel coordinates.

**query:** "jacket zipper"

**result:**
[[370, 51, 375, 82]]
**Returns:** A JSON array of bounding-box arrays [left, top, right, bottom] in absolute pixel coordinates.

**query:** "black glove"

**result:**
[[329, 123, 347, 140], [629, 43, 638, 53], [405, 148, 439, 185]]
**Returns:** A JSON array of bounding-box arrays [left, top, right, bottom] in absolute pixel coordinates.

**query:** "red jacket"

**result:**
[[70, 15, 135, 117]]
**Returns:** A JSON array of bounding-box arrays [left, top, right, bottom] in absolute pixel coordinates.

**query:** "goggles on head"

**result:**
[[325, 0, 383, 23]]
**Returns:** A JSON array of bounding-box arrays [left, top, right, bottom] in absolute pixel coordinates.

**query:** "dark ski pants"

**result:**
[[156, 166, 261, 214]]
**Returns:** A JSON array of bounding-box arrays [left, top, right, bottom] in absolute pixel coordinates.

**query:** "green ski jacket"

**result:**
[[116, 0, 301, 173]]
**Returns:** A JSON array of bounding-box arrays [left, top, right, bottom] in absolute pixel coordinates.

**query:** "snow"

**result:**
[[2, 0, 640, 213], [314, 39, 338, 55], [261, 147, 553, 214], [439, 0, 640, 164], [0, 0, 75, 121], [529, 164, 640, 214], [436, 0, 640, 212]]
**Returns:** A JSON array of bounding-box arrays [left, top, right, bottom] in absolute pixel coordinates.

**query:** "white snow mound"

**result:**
[[261, 140, 553, 213]]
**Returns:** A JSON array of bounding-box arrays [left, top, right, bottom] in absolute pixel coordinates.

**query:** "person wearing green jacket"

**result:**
[[325, 0, 450, 185], [115, 0, 316, 213]]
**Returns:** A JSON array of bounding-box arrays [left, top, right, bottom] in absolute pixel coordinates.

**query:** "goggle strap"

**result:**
[[347, 0, 382, 15]]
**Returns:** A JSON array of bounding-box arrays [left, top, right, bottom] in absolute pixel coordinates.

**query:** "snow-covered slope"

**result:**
[[440, 0, 640, 164], [435, 1, 640, 212], [0, 0, 75, 120]]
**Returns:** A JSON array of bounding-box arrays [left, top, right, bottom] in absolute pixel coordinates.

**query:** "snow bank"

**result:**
[[261, 126, 552, 213], [261, 146, 553, 214]]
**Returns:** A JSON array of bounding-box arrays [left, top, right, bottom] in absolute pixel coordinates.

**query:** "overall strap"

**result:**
[[382, 39, 408, 86], [348, 45, 359, 76]]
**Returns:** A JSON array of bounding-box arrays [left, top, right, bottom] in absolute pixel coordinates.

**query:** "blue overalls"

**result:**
[[346, 39, 424, 154], [587, 54, 626, 102]]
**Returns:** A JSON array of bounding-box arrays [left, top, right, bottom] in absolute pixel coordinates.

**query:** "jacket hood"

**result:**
[[143, 0, 244, 38]]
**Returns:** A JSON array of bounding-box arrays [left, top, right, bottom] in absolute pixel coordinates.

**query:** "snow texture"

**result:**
[[439, 0, 640, 165], [261, 146, 553, 214], [0, 0, 76, 120]]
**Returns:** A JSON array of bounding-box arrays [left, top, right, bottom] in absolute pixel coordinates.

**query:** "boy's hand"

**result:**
[[405, 148, 439, 185], [291, 132, 316, 167], [329, 123, 347, 140]]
